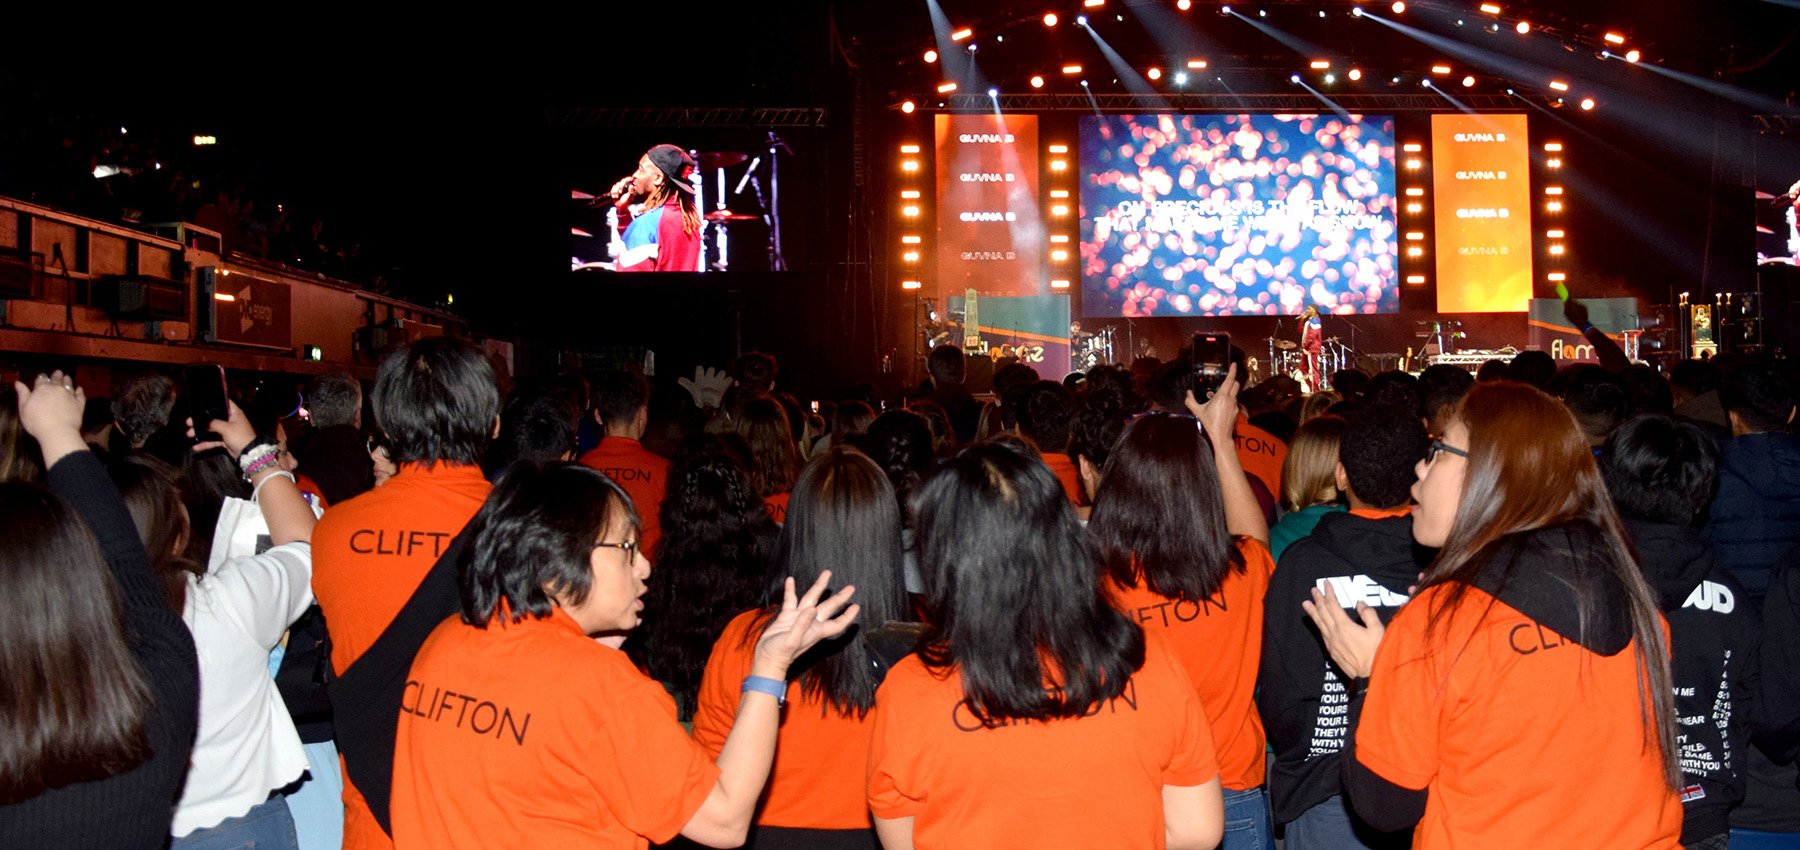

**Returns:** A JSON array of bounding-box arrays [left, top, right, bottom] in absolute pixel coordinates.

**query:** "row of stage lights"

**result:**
[[901, 1, 1633, 114], [894, 137, 1571, 296]]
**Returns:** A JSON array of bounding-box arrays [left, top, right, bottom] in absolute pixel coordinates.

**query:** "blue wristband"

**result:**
[[741, 675, 787, 705]]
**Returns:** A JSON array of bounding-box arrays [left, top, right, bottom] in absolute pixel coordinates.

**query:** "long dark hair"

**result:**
[[735, 397, 799, 499], [633, 439, 779, 719], [913, 441, 1144, 723], [459, 463, 636, 626], [108, 455, 203, 612], [1088, 413, 1245, 602], [751, 447, 908, 716], [1425, 381, 1679, 787], [0, 485, 153, 803], [0, 388, 43, 485], [855, 409, 936, 511]]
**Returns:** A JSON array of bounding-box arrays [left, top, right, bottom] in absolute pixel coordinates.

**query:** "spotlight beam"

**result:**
[[1294, 79, 1353, 121], [1078, 18, 1168, 103], [1224, 8, 1339, 71]]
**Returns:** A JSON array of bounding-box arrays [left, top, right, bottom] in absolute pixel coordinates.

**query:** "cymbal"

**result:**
[[1757, 225, 1776, 234], [1272, 339, 1298, 350], [699, 151, 749, 169], [571, 227, 594, 238], [571, 189, 596, 200], [1756, 190, 1777, 200], [705, 209, 760, 222]]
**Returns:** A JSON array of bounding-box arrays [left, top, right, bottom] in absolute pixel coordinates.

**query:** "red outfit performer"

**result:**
[[608, 144, 703, 272], [1298, 305, 1324, 389]]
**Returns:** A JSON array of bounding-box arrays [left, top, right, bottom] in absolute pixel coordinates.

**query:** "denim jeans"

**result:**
[[1221, 786, 1275, 850], [1731, 829, 1800, 850], [171, 795, 300, 850], [1286, 795, 1412, 850]]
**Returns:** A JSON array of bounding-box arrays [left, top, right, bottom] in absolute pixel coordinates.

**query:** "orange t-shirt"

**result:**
[[692, 609, 875, 830], [764, 491, 791, 525], [867, 631, 1218, 849], [310, 461, 492, 850], [1104, 537, 1273, 790], [391, 608, 720, 849], [1356, 584, 1684, 850], [1042, 452, 1085, 506], [578, 437, 671, 556], [1233, 413, 1287, 505]]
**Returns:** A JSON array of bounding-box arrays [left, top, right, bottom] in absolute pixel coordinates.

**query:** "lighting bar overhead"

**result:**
[[899, 144, 920, 153], [950, 28, 973, 41], [1603, 32, 1626, 45], [1548, 80, 1569, 91], [937, 82, 958, 93], [900, 190, 921, 199], [1187, 59, 1209, 69], [1062, 64, 1084, 75], [902, 280, 923, 290]]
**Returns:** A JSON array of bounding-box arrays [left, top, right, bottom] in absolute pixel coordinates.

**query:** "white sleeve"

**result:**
[[208, 541, 315, 650]]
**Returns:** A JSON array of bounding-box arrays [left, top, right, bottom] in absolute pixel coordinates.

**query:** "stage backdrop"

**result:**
[[945, 292, 1073, 379], [1078, 113, 1399, 318], [1432, 114, 1534, 313], [935, 114, 1044, 297], [1527, 297, 1637, 363]]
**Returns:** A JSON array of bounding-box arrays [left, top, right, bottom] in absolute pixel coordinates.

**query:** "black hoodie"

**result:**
[[1620, 518, 1756, 842], [1258, 510, 1432, 828]]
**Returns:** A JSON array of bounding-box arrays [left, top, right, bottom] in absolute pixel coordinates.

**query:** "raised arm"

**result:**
[[189, 400, 316, 544], [1186, 365, 1271, 544]]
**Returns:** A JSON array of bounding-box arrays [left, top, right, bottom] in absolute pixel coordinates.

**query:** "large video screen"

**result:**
[[1079, 114, 1399, 317], [1431, 113, 1533, 313]]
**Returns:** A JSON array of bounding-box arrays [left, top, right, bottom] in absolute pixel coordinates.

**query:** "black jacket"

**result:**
[[1624, 517, 1757, 843], [1258, 511, 1430, 827], [1706, 431, 1800, 600]]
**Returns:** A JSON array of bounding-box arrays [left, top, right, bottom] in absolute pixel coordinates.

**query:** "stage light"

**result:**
[[1505, 87, 1516, 95], [1515, 21, 1530, 33], [902, 280, 923, 290], [1310, 60, 1330, 69], [1547, 158, 1562, 168], [1546, 229, 1565, 238], [900, 144, 921, 153], [1603, 32, 1625, 45], [1406, 202, 1424, 213], [902, 161, 920, 172], [1084, 0, 1105, 6], [1548, 80, 1569, 91], [1050, 160, 1068, 171], [1462, 75, 1476, 87], [193, 135, 218, 146], [901, 100, 916, 113], [1174, 71, 1189, 84], [1050, 234, 1071, 243], [1352, 6, 1363, 16], [213, 292, 236, 302], [1052, 204, 1070, 216], [1479, 3, 1500, 13], [1051, 249, 1070, 261], [1044, 12, 1058, 25], [1544, 142, 1563, 151], [1488, 23, 1501, 32], [1220, 5, 1231, 14], [1063, 64, 1084, 75], [902, 235, 922, 243], [1407, 246, 1425, 257], [924, 50, 938, 63], [1258, 9, 1267, 17], [1391, 0, 1404, 11], [1148, 67, 1162, 80], [903, 205, 921, 217], [1178, 0, 1192, 9], [1431, 64, 1452, 74], [1405, 231, 1425, 240], [1290, 74, 1302, 84], [903, 251, 921, 262], [1407, 274, 1427, 284], [1625, 49, 1641, 62], [1402, 142, 1422, 152], [1187, 59, 1209, 69], [937, 81, 958, 93], [1075, 14, 1088, 25], [1549, 244, 1565, 255], [1323, 73, 1336, 84], [987, 87, 999, 98], [1080, 79, 1090, 87], [1545, 186, 1563, 195], [1579, 97, 1596, 110], [1405, 158, 1422, 169], [1548, 272, 1567, 281], [1405, 187, 1425, 196], [1546, 201, 1563, 212], [1421, 78, 1433, 88], [1049, 144, 1069, 153], [1392, 75, 1403, 83], [966, 43, 978, 52], [1348, 68, 1362, 80], [1051, 279, 1072, 289], [1050, 189, 1070, 198], [951, 28, 973, 41], [1030, 75, 1045, 88]]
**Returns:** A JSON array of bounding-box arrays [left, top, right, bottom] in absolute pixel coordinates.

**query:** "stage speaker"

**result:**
[[92, 274, 186, 320]]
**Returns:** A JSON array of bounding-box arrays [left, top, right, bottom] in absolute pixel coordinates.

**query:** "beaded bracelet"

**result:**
[[240, 449, 282, 482]]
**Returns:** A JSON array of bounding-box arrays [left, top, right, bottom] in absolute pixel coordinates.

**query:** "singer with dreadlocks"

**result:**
[[606, 144, 703, 272]]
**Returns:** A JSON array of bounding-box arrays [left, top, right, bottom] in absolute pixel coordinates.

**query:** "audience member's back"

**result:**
[[296, 371, 374, 504], [578, 370, 672, 554], [1706, 357, 1800, 599]]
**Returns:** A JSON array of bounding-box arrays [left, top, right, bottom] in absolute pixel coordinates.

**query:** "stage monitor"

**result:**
[[1078, 113, 1399, 318], [1431, 113, 1534, 313]]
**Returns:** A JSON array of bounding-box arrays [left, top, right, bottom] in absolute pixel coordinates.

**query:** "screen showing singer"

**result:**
[[1078, 113, 1399, 318]]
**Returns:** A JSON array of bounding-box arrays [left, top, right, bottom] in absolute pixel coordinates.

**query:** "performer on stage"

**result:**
[[607, 144, 703, 272], [1298, 305, 1324, 388]]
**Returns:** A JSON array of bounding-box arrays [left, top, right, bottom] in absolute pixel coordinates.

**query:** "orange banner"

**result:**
[[934, 114, 1044, 299], [1431, 114, 1533, 313]]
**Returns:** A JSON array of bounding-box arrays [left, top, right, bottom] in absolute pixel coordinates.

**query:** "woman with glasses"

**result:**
[[1086, 365, 1277, 850], [1304, 381, 1683, 849], [867, 440, 1225, 850], [390, 462, 859, 849]]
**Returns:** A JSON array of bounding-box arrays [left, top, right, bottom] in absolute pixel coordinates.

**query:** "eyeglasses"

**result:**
[[592, 540, 640, 559], [1427, 439, 1469, 463]]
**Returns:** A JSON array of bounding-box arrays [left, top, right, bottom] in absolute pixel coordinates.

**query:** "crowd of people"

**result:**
[[1, 331, 1798, 850]]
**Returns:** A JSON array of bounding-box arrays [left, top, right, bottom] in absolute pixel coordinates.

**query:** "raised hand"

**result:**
[[186, 400, 257, 458], [1184, 362, 1242, 440], [1301, 587, 1387, 679], [752, 571, 860, 679], [678, 366, 736, 410], [14, 370, 85, 442]]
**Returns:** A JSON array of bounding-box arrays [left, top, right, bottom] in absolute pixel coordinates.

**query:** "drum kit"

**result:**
[[571, 133, 793, 272], [1071, 326, 1118, 371]]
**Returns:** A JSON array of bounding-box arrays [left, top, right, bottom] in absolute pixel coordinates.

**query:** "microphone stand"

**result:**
[[767, 131, 792, 271]]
